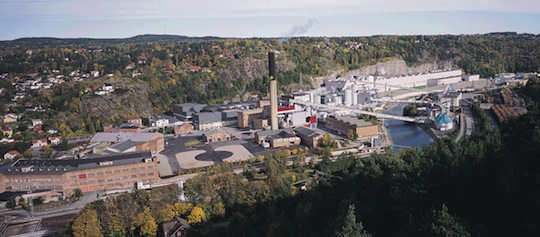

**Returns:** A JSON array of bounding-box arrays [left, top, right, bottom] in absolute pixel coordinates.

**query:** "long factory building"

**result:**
[[0, 151, 159, 196]]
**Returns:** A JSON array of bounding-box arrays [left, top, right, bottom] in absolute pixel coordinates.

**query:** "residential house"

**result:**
[[2, 114, 18, 124], [203, 129, 231, 143], [48, 136, 62, 146], [13, 93, 25, 101], [294, 126, 324, 148], [32, 138, 48, 148], [161, 217, 188, 237], [33, 124, 43, 132], [3, 150, 20, 160], [0, 138, 15, 143], [2, 128, 13, 138], [32, 119, 43, 131], [126, 117, 143, 128], [189, 65, 201, 72], [94, 84, 114, 95]]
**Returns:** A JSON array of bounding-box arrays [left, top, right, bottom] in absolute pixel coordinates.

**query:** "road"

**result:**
[[0, 190, 101, 222], [455, 112, 466, 142], [462, 105, 475, 136]]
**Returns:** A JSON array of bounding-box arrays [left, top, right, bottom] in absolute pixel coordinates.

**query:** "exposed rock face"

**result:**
[[345, 59, 454, 78], [218, 57, 296, 83], [80, 81, 155, 120]]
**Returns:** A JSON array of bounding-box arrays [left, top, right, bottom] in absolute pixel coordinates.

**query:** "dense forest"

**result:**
[[66, 79, 540, 236]]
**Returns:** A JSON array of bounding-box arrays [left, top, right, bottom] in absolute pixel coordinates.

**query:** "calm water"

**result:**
[[383, 103, 434, 152]]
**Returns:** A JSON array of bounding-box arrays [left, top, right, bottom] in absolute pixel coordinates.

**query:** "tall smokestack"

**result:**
[[268, 52, 278, 130]]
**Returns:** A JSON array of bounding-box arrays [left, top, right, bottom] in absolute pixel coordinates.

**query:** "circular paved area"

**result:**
[[176, 150, 214, 169], [215, 145, 254, 163], [175, 144, 255, 169]]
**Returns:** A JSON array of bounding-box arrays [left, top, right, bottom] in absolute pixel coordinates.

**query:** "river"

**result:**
[[383, 103, 434, 152]]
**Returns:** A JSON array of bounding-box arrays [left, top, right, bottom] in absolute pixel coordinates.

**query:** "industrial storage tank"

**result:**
[[351, 83, 358, 93], [352, 92, 358, 105], [367, 75, 375, 89], [344, 89, 352, 106]]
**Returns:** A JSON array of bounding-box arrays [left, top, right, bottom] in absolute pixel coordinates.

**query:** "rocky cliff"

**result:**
[[218, 57, 296, 83], [80, 80, 155, 120], [345, 59, 454, 78]]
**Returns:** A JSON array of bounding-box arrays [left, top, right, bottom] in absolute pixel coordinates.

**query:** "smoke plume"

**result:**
[[280, 19, 318, 44]]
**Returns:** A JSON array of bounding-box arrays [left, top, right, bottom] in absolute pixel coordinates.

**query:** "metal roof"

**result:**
[[435, 113, 453, 124], [193, 112, 222, 124], [90, 132, 158, 143], [1, 151, 153, 175], [294, 126, 322, 138], [109, 140, 138, 152]]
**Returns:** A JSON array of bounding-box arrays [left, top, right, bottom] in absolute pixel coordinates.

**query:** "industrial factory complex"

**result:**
[[0, 51, 511, 205]]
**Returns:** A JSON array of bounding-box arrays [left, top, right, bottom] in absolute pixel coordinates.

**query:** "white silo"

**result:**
[[367, 75, 375, 89], [344, 89, 352, 106], [352, 92, 358, 105], [351, 83, 358, 93], [333, 94, 343, 105]]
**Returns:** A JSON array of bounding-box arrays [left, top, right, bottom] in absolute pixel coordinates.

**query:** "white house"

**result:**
[[32, 138, 48, 148], [32, 119, 43, 127], [48, 136, 62, 145], [102, 84, 114, 92], [4, 150, 19, 159], [150, 118, 170, 127]]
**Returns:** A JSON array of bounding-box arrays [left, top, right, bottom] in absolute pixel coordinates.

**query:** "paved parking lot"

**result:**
[[175, 150, 214, 169], [158, 131, 312, 173], [215, 145, 254, 163]]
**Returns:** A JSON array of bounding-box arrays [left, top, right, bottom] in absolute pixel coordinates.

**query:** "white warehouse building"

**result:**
[[374, 69, 463, 91]]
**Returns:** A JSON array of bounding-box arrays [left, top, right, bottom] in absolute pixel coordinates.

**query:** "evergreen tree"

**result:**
[[336, 204, 371, 237], [426, 204, 470, 237]]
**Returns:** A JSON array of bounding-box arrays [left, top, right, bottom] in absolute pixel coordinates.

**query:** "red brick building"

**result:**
[[0, 151, 158, 196], [325, 116, 379, 141]]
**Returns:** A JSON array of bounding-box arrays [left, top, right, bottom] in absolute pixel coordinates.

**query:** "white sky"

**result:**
[[0, 0, 539, 39]]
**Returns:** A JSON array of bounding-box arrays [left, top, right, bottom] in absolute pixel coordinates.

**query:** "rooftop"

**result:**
[[331, 116, 374, 127], [295, 126, 323, 138], [91, 132, 160, 143], [109, 139, 138, 152], [0, 151, 153, 175], [203, 129, 228, 137], [435, 113, 453, 124], [256, 128, 294, 137]]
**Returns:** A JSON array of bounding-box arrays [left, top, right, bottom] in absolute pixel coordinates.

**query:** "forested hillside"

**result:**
[[1, 33, 539, 138]]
